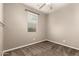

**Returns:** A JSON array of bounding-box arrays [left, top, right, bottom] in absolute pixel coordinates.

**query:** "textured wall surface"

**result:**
[[0, 3, 3, 55], [3, 3, 46, 50], [47, 4, 79, 49]]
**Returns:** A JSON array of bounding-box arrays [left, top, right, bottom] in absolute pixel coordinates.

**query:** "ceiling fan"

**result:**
[[39, 3, 53, 10]]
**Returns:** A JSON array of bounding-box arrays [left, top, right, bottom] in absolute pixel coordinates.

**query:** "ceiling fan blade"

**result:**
[[39, 3, 46, 9]]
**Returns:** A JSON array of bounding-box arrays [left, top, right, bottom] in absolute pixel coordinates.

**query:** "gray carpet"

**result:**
[[4, 41, 79, 56]]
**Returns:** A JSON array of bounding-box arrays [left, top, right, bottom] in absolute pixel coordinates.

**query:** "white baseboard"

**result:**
[[48, 40, 79, 50], [3, 39, 79, 55], [3, 40, 46, 54]]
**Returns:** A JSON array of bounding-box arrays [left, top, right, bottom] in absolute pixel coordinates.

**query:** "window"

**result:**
[[27, 11, 38, 32]]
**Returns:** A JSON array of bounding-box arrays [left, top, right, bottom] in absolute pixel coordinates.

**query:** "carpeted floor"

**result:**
[[3, 41, 79, 56]]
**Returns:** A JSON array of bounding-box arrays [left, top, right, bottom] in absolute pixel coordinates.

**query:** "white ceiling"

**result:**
[[24, 3, 68, 14]]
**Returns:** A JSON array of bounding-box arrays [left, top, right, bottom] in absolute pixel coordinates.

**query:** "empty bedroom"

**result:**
[[1, 3, 79, 56]]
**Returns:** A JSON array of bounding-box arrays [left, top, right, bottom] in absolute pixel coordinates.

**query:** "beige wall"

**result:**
[[4, 3, 79, 51], [0, 3, 3, 55], [3, 3, 46, 50], [47, 4, 79, 49]]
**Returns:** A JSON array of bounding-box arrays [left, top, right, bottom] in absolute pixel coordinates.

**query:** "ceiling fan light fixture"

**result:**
[[39, 3, 46, 9]]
